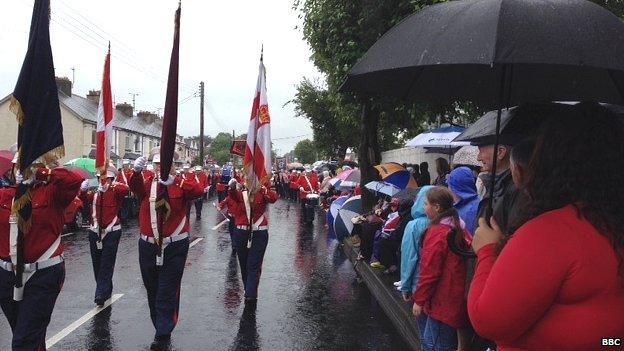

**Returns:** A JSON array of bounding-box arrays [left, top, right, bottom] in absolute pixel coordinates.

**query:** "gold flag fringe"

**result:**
[[9, 96, 25, 125], [11, 188, 32, 233]]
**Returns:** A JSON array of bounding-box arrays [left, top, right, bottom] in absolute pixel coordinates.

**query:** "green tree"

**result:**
[[294, 0, 623, 210], [207, 132, 233, 165], [293, 139, 317, 164]]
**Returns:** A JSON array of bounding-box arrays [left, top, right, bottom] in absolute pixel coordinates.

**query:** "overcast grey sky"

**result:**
[[0, 0, 321, 154]]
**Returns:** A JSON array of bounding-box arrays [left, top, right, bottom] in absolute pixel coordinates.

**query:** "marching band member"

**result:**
[[0, 166, 82, 350], [129, 155, 203, 349], [79, 166, 129, 306], [229, 184, 278, 305]]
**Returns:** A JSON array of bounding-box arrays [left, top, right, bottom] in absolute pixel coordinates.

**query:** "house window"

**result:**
[[125, 135, 131, 152], [134, 137, 140, 152], [91, 129, 97, 145]]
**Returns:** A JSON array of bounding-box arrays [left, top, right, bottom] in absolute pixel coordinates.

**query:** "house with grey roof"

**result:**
[[0, 77, 197, 166]]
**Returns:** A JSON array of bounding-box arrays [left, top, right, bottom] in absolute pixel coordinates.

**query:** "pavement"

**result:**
[[0, 199, 408, 351]]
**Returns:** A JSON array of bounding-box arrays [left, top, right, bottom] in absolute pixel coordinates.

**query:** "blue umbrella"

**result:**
[[327, 195, 349, 239], [333, 195, 362, 242]]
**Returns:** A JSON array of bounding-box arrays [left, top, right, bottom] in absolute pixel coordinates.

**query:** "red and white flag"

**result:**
[[96, 45, 113, 174], [243, 50, 272, 194]]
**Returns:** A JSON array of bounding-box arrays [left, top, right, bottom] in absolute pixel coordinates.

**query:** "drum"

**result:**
[[305, 194, 320, 207]]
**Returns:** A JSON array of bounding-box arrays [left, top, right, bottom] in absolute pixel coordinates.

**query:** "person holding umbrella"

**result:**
[[469, 103, 624, 350]]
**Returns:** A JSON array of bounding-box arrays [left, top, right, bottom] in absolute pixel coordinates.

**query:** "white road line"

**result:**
[[211, 219, 229, 231], [60, 232, 76, 238], [190, 237, 203, 248], [46, 294, 124, 349]]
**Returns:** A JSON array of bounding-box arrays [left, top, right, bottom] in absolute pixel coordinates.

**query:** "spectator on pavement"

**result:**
[[469, 102, 624, 350], [448, 167, 480, 235], [413, 187, 472, 351]]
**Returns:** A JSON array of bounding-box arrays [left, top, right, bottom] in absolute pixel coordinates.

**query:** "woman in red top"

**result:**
[[413, 187, 472, 351], [469, 103, 624, 351]]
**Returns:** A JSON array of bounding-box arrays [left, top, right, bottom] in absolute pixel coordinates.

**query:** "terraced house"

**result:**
[[0, 77, 197, 166]]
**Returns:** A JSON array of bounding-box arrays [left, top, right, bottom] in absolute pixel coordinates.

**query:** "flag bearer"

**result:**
[[0, 166, 82, 350], [129, 155, 203, 349], [229, 185, 278, 305], [79, 166, 129, 306]]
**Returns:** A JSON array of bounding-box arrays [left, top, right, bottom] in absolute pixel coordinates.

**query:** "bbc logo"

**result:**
[[602, 338, 622, 347]]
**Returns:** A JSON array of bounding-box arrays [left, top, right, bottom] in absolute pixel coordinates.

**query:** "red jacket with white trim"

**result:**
[[228, 188, 277, 227], [79, 182, 129, 228], [129, 171, 203, 238], [0, 167, 82, 262]]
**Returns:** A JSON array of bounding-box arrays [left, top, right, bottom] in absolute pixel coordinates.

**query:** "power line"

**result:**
[[49, 2, 197, 94]]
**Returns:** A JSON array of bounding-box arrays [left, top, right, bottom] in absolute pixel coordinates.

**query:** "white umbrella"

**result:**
[[365, 181, 401, 197], [406, 126, 470, 148]]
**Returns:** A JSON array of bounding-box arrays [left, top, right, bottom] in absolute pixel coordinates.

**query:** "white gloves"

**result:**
[[80, 180, 89, 191], [158, 175, 175, 186], [134, 156, 147, 172], [204, 187, 209, 193], [15, 171, 23, 184], [228, 178, 238, 187], [299, 187, 305, 192], [14, 171, 34, 185]]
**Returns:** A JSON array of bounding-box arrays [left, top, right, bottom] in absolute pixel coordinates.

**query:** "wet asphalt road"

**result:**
[[0, 199, 407, 351]]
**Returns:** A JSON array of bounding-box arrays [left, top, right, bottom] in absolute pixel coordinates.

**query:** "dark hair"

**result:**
[[510, 138, 535, 170], [424, 187, 468, 252], [519, 102, 624, 278], [420, 162, 429, 173], [435, 158, 450, 175]]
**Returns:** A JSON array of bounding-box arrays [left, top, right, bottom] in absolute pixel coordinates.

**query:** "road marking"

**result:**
[[46, 294, 124, 349], [190, 237, 203, 248], [61, 232, 76, 238], [211, 219, 229, 231]]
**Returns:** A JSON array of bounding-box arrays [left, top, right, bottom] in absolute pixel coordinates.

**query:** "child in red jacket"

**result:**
[[412, 187, 472, 351]]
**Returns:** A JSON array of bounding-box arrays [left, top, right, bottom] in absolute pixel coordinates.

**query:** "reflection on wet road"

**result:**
[[0, 199, 407, 350]]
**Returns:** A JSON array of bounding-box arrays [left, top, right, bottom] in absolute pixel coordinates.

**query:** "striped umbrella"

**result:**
[[333, 195, 362, 241], [327, 195, 349, 239], [374, 163, 418, 189]]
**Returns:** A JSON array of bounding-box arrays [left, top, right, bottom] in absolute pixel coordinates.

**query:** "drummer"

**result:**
[[297, 168, 320, 207]]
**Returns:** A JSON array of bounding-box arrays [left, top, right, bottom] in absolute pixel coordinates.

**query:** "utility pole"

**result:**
[[199, 81, 205, 166], [129, 93, 139, 110], [231, 129, 235, 166]]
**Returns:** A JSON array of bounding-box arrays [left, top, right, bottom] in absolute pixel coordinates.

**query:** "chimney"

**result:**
[[86, 90, 100, 104], [137, 110, 157, 124], [116, 102, 134, 117], [55, 77, 72, 96]]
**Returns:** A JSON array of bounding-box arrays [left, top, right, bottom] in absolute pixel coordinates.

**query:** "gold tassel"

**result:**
[[11, 188, 31, 214], [9, 96, 25, 125]]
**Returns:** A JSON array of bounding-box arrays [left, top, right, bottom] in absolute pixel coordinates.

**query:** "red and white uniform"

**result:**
[[129, 171, 203, 238], [289, 173, 300, 190], [116, 168, 133, 185], [193, 172, 209, 192], [0, 168, 82, 262], [79, 182, 129, 229], [219, 190, 242, 218], [229, 188, 278, 228], [296, 174, 320, 201]]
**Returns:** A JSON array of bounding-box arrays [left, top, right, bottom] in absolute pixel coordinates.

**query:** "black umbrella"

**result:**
[[340, 0, 624, 107]]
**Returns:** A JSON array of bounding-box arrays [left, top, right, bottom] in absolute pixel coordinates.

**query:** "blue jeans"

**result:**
[[139, 237, 189, 338], [232, 229, 268, 299], [89, 229, 122, 300], [417, 314, 457, 351], [0, 262, 65, 351]]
